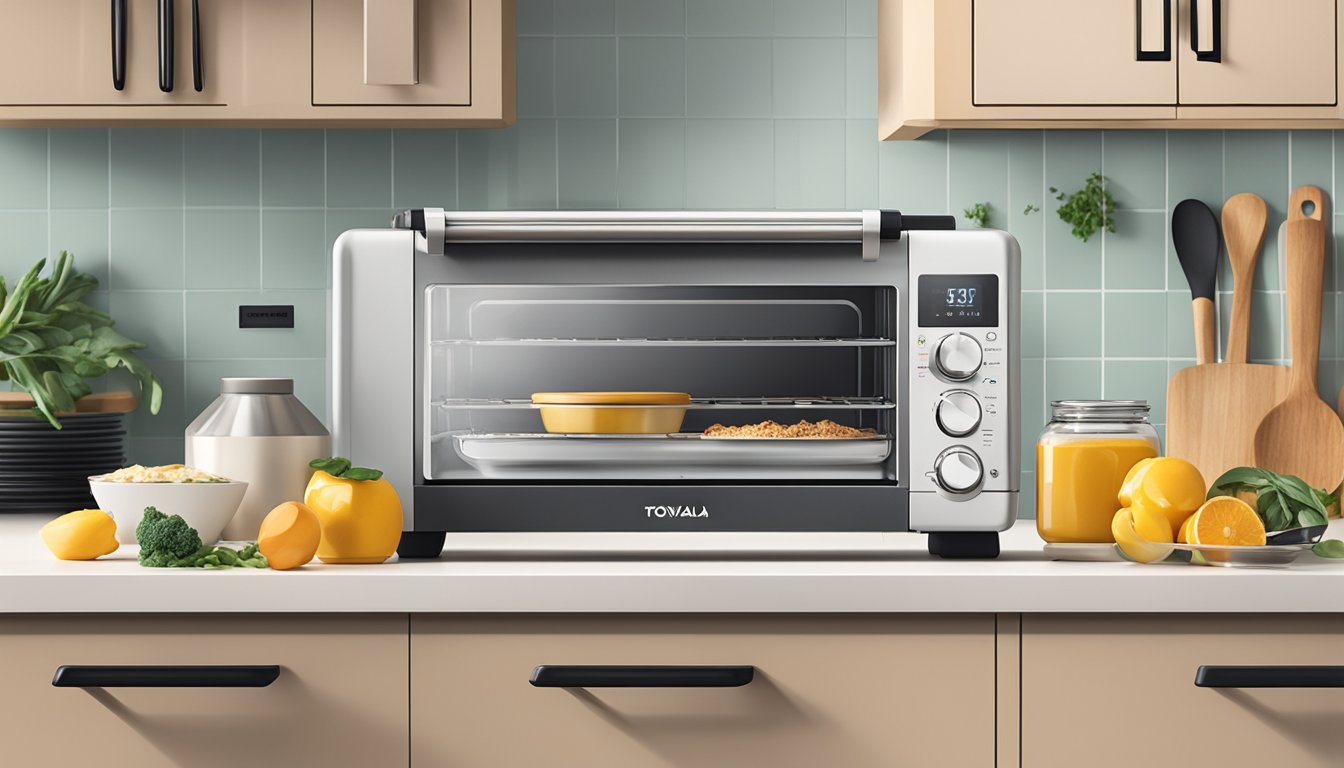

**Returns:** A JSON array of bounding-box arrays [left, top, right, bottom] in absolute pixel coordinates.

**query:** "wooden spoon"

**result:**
[[1221, 193, 1268, 363], [1171, 199, 1221, 364], [1253, 185, 1344, 491]]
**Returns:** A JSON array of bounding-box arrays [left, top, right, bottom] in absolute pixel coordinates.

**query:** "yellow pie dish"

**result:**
[[531, 392, 691, 434]]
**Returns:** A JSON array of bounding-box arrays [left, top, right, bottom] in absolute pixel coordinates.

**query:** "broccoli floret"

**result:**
[[136, 507, 203, 567]]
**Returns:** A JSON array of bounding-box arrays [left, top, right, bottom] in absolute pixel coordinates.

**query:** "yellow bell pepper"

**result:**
[[41, 509, 119, 561], [304, 471, 403, 564]]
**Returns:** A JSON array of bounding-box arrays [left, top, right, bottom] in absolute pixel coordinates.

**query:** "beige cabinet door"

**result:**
[[0, 616, 408, 767], [312, 0, 472, 105], [0, 0, 239, 106], [1023, 615, 1344, 767], [412, 615, 996, 768], [1177, 0, 1336, 105], [973, 0, 1177, 105]]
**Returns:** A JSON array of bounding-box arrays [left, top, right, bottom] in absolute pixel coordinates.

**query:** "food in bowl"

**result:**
[[703, 419, 878, 439], [90, 465, 247, 546], [95, 464, 229, 483], [532, 392, 691, 434]]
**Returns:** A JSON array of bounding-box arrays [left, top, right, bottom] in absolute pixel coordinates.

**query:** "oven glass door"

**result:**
[[424, 285, 898, 483]]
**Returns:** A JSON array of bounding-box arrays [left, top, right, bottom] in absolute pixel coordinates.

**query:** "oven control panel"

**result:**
[[905, 230, 1020, 532]]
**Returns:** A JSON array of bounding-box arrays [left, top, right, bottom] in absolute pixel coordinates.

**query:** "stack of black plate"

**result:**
[[0, 413, 127, 513]]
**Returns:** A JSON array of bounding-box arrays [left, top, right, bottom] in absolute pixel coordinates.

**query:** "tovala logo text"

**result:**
[[645, 505, 709, 519]]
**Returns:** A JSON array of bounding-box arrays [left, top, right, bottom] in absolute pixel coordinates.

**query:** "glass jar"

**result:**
[[1036, 400, 1160, 543]]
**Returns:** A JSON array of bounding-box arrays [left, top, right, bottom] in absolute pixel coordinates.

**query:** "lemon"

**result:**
[[1112, 507, 1175, 564], [40, 509, 118, 561], [1117, 457, 1157, 507], [1125, 457, 1206, 537]]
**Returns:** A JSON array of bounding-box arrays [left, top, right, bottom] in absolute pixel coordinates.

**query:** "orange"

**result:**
[[1187, 496, 1265, 546], [257, 501, 321, 570], [1177, 514, 1195, 544]]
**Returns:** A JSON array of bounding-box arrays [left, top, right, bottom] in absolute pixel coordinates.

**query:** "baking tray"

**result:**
[[450, 432, 892, 480]]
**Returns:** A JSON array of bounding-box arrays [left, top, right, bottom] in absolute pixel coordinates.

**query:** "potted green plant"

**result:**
[[0, 251, 162, 428]]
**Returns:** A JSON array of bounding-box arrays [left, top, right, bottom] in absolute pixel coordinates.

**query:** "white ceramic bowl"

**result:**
[[89, 479, 249, 546]]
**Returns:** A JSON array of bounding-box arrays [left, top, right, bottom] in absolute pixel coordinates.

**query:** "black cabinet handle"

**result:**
[[530, 665, 754, 688], [191, 0, 202, 92], [53, 665, 279, 688], [1196, 665, 1344, 688], [1134, 0, 1172, 61], [1189, 0, 1221, 62], [158, 0, 175, 92], [111, 0, 127, 90]]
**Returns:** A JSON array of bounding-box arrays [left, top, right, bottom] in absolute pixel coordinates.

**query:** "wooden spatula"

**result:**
[[1166, 193, 1289, 484], [1253, 185, 1344, 491], [1171, 199, 1221, 364]]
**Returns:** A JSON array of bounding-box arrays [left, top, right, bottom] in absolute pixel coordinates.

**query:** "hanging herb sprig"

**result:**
[[1051, 172, 1116, 242], [962, 202, 990, 228]]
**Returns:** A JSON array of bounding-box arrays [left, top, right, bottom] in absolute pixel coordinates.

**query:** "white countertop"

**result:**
[[4, 513, 1344, 614]]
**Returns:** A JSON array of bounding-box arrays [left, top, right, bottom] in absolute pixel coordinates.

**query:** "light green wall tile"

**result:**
[[619, 38, 684, 117], [1104, 211, 1166, 290], [0, 129, 47, 209], [685, 119, 773, 208], [774, 120, 844, 209], [1020, 357, 1045, 469], [1045, 292, 1101, 357], [517, 38, 556, 117], [1166, 130, 1223, 208], [616, 0, 684, 34], [1104, 360, 1168, 424], [1046, 359, 1102, 403], [184, 290, 327, 359], [949, 131, 1008, 230], [686, 38, 771, 117], [1019, 472, 1036, 519], [844, 119, 877, 208], [1006, 131, 1045, 290], [618, 118, 684, 208], [110, 209, 182, 290], [774, 0, 846, 36], [844, 38, 877, 120], [326, 130, 391, 208], [392, 130, 458, 209], [1044, 131, 1103, 289], [687, 0, 771, 35], [517, 0, 555, 34], [1102, 131, 1165, 210], [261, 131, 324, 207], [126, 438, 185, 467], [50, 129, 108, 209], [774, 39, 845, 118], [1290, 131, 1333, 198], [110, 291, 185, 360], [1021, 292, 1043, 358], [878, 131, 946, 214], [118, 358, 185, 437], [558, 119, 619, 208], [0, 211, 48, 277], [1249, 292, 1283, 362], [185, 209, 260, 290], [185, 358, 327, 428], [554, 0, 615, 34], [185, 130, 259, 206], [1165, 291, 1197, 358], [556, 38, 618, 116], [1225, 131, 1288, 292], [847, 0, 877, 35], [262, 209, 327, 290], [51, 209, 108, 287], [1103, 292, 1166, 358], [110, 129, 182, 207], [457, 120, 558, 209]]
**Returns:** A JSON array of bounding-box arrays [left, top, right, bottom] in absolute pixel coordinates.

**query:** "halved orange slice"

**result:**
[[1188, 496, 1265, 546]]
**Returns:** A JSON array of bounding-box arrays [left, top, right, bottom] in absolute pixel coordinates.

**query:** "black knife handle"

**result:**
[[1195, 665, 1344, 688], [530, 665, 754, 688], [159, 0, 174, 92], [111, 0, 127, 90], [191, 0, 202, 92], [53, 665, 279, 688]]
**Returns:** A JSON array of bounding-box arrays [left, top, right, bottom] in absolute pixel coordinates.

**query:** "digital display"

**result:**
[[918, 274, 999, 327]]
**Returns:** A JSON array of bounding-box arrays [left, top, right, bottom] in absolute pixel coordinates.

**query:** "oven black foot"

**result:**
[[396, 531, 446, 559], [927, 531, 1000, 559]]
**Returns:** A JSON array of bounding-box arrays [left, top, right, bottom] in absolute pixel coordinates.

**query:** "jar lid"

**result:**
[[220, 378, 294, 395], [1050, 399, 1151, 422]]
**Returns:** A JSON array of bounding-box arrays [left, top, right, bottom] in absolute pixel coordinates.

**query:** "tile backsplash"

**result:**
[[0, 0, 1341, 517]]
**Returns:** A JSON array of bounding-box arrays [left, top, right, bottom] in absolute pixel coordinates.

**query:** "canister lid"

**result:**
[[220, 378, 294, 395]]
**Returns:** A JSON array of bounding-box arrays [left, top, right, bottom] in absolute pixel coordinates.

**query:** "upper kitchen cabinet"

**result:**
[[881, 0, 1342, 139], [0, 0, 515, 126]]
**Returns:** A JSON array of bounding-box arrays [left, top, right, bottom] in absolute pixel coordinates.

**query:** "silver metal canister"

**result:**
[[186, 378, 330, 541]]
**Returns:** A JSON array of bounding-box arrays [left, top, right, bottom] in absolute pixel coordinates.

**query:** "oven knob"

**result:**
[[933, 446, 984, 494], [935, 390, 982, 437], [931, 333, 983, 381]]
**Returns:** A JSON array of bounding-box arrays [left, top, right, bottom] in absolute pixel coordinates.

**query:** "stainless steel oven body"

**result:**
[[332, 210, 1020, 557]]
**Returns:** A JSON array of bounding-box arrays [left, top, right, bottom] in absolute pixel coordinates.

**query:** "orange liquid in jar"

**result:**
[[1036, 437, 1159, 543]]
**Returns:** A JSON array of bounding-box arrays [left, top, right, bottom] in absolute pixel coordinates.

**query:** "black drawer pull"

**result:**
[[1189, 0, 1222, 62], [1196, 665, 1344, 688], [530, 665, 754, 688], [53, 665, 280, 688], [1134, 0, 1172, 61]]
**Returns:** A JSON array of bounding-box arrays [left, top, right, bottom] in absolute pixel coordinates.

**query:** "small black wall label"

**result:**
[[239, 305, 295, 329]]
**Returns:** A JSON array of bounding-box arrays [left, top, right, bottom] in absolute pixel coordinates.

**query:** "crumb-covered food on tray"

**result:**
[[703, 419, 878, 439]]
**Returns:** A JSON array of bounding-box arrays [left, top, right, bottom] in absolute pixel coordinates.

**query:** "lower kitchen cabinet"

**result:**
[[1022, 615, 1344, 768], [0, 615, 408, 767], [410, 615, 997, 768]]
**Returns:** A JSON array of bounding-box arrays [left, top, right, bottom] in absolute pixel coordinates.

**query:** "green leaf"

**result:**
[[310, 457, 353, 476], [342, 467, 384, 481], [1313, 539, 1344, 558]]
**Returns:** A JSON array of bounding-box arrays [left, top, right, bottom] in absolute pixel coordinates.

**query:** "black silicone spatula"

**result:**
[[1172, 199, 1221, 364]]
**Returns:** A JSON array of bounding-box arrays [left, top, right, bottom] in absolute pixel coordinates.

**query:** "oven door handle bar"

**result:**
[[393, 209, 955, 261]]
